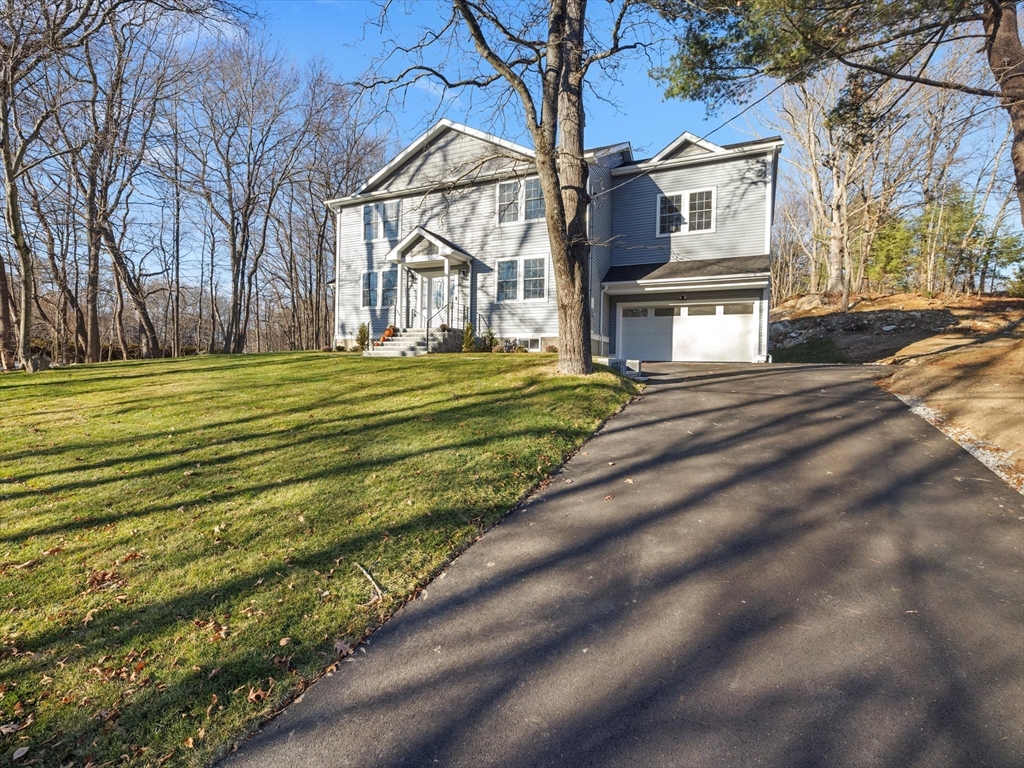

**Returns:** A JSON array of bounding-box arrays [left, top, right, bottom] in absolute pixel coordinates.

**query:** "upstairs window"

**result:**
[[361, 272, 378, 307], [498, 177, 545, 223], [363, 199, 402, 241], [524, 178, 545, 220], [363, 205, 380, 241], [689, 190, 714, 231], [498, 181, 520, 223], [658, 194, 683, 235], [657, 188, 716, 236]]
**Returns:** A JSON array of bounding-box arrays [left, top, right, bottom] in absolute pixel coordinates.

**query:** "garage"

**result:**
[[618, 301, 759, 363]]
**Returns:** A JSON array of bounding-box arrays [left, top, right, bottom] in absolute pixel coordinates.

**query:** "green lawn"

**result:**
[[0, 352, 636, 766]]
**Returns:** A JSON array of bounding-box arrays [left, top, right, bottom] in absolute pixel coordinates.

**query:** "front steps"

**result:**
[[364, 328, 431, 357]]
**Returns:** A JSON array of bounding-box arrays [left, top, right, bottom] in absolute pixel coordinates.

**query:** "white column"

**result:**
[[444, 259, 451, 326], [397, 262, 405, 329]]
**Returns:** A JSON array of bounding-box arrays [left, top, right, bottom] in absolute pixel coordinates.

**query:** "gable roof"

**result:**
[[384, 226, 471, 265], [651, 132, 725, 162], [355, 120, 535, 198]]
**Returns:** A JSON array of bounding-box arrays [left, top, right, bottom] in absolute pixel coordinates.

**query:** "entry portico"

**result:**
[[384, 226, 471, 330]]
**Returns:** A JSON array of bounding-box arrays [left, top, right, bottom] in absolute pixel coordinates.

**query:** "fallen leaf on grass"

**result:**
[[12, 747, 29, 761], [0, 714, 33, 734], [207, 667, 221, 680], [184, 737, 194, 749], [334, 641, 352, 657], [247, 687, 265, 704], [14, 559, 38, 570], [278, 637, 290, 646], [205, 694, 218, 719], [83, 608, 100, 626]]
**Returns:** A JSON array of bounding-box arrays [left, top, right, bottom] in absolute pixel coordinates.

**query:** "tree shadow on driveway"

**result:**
[[223, 363, 1023, 768]]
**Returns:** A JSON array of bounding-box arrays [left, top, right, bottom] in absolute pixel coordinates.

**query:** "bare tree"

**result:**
[[178, 31, 310, 354], [369, 0, 662, 374]]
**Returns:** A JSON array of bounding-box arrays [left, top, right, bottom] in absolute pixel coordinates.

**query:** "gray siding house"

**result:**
[[326, 120, 783, 363]]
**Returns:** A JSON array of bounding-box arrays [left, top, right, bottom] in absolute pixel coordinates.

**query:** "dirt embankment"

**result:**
[[770, 293, 1024, 492]]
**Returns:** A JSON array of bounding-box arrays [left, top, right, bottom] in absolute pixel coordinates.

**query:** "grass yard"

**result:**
[[0, 352, 636, 766]]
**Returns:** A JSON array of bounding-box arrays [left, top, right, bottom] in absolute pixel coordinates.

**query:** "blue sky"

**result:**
[[254, 0, 759, 157]]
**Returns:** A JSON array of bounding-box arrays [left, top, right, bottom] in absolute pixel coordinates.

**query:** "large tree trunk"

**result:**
[[552, 0, 592, 375], [985, 1, 1024, 227], [0, 253, 16, 370]]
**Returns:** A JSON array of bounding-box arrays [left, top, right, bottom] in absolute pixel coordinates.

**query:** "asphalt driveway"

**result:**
[[222, 364, 1024, 768]]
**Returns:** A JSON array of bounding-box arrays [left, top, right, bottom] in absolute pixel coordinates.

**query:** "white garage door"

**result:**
[[620, 308, 673, 361], [620, 302, 758, 363]]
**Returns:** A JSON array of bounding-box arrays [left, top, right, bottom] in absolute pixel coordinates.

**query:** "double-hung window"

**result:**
[[361, 272, 378, 307], [656, 188, 716, 236], [381, 269, 398, 307], [496, 257, 546, 301], [524, 178, 545, 220], [688, 190, 714, 231], [362, 199, 402, 241], [523, 257, 545, 299], [498, 181, 520, 224], [498, 177, 545, 223], [657, 194, 683, 235], [497, 260, 518, 301]]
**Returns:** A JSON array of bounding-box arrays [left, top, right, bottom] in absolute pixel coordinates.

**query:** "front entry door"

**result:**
[[429, 276, 452, 325]]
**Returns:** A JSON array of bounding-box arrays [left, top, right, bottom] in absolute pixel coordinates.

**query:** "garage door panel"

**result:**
[[620, 302, 758, 363], [621, 313, 672, 361]]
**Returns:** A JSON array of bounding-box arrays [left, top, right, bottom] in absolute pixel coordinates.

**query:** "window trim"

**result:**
[[380, 268, 398, 308], [495, 255, 548, 302], [362, 199, 402, 242], [361, 271, 378, 308], [655, 187, 717, 238], [496, 176, 546, 226]]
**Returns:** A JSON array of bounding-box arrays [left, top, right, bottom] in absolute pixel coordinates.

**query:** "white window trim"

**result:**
[[496, 177, 545, 226], [361, 268, 399, 308], [362, 199, 402, 242], [495, 255, 548, 302], [361, 270, 378, 308], [655, 187, 717, 238]]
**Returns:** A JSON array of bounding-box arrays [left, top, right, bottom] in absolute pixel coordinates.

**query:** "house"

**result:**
[[325, 119, 783, 363]]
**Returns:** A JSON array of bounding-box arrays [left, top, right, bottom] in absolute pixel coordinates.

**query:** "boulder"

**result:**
[[795, 294, 823, 311]]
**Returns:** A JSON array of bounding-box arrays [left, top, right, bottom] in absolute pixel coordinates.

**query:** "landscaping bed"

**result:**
[[0, 353, 636, 766]]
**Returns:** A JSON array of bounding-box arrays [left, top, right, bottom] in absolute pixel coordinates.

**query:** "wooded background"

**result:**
[[0, 2, 1020, 367]]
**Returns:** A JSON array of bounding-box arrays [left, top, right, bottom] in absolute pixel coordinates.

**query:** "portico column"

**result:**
[[397, 262, 405, 328], [444, 259, 451, 326]]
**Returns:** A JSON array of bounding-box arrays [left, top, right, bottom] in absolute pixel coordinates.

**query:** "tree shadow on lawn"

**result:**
[[220, 365, 1023, 768], [0, 359, 634, 763]]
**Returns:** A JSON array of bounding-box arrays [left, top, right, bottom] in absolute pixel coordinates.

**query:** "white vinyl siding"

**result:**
[[612, 156, 767, 265]]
